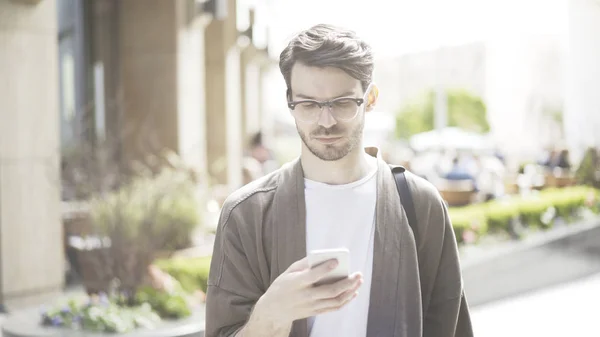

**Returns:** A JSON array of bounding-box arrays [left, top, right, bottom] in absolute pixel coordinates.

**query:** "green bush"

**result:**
[[517, 197, 553, 228], [135, 285, 191, 319], [449, 186, 600, 243], [575, 147, 600, 188], [155, 256, 212, 294], [541, 187, 588, 221], [484, 201, 520, 233], [448, 206, 487, 244], [91, 166, 201, 250]]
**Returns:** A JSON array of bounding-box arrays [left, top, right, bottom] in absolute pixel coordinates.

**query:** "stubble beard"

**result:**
[[297, 118, 365, 161]]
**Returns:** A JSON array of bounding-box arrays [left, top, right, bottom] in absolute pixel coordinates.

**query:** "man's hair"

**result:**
[[279, 24, 374, 95]]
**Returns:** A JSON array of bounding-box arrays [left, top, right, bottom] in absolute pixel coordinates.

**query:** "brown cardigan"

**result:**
[[205, 149, 474, 337]]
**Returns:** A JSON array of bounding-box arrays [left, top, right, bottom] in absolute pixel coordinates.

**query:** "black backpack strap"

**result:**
[[390, 166, 474, 335], [390, 165, 419, 241]]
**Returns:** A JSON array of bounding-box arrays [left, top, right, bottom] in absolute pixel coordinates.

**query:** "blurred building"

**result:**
[[375, 42, 487, 113], [564, 0, 600, 160], [375, 35, 565, 161], [1, 0, 274, 309]]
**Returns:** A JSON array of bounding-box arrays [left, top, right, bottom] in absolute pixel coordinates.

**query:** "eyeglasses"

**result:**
[[287, 84, 373, 123]]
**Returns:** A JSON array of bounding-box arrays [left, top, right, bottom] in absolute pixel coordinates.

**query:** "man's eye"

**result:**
[[334, 99, 354, 108], [298, 102, 319, 109]]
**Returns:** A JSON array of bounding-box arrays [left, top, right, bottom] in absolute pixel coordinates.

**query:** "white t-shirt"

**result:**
[[305, 161, 378, 337]]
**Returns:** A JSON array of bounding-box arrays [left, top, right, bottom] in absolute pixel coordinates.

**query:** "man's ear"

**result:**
[[366, 84, 379, 112]]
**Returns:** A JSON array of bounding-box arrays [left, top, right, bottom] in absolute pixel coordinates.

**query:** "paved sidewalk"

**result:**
[[472, 272, 600, 337]]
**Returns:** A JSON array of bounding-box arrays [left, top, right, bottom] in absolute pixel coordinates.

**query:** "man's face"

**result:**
[[289, 63, 371, 161]]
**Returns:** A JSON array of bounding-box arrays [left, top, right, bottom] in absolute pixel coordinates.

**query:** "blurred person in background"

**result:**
[[242, 132, 278, 185], [443, 156, 479, 191], [206, 24, 473, 337], [553, 149, 572, 170], [250, 131, 280, 174], [539, 147, 572, 171]]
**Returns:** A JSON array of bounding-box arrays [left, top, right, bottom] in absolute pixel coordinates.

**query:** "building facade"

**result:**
[[1, 0, 273, 309], [564, 0, 600, 160]]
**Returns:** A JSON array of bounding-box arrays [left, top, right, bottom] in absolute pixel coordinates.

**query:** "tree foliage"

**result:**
[[395, 89, 490, 139]]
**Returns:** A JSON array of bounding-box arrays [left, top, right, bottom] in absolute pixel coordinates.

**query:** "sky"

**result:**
[[258, 0, 568, 58]]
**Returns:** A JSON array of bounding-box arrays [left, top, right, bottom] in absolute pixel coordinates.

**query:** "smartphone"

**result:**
[[307, 248, 350, 286]]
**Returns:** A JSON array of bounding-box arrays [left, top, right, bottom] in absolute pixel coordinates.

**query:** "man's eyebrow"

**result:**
[[294, 91, 356, 100]]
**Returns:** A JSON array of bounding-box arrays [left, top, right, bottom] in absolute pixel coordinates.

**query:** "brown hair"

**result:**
[[279, 24, 374, 95]]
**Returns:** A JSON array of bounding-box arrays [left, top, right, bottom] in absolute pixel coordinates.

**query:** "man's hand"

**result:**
[[245, 256, 363, 334]]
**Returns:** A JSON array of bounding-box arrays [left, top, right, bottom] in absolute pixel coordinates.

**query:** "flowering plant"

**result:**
[[40, 272, 192, 333], [40, 293, 159, 333]]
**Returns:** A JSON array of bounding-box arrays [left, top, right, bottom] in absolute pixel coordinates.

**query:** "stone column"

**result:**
[[118, 0, 207, 173], [0, 0, 64, 308], [205, 0, 243, 189], [240, 44, 264, 147], [564, 0, 600, 160], [175, 5, 209, 174]]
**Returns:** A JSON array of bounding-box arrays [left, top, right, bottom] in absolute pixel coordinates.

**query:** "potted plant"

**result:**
[[57, 152, 203, 331], [34, 137, 207, 334]]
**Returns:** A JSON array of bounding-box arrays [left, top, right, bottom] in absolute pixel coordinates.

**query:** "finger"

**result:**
[[302, 259, 339, 284], [286, 256, 309, 273], [313, 289, 360, 315], [312, 273, 362, 300]]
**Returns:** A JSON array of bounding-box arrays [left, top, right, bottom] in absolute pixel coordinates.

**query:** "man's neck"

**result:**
[[300, 146, 375, 185]]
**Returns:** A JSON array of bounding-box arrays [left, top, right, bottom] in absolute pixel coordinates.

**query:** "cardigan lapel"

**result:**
[[365, 157, 407, 336]]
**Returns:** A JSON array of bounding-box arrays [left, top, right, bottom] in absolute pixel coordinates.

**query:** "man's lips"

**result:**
[[314, 136, 342, 144]]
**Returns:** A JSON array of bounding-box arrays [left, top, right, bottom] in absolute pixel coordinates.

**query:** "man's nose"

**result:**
[[317, 106, 337, 129]]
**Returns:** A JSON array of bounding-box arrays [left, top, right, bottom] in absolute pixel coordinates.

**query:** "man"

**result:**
[[205, 24, 473, 337], [444, 156, 479, 191]]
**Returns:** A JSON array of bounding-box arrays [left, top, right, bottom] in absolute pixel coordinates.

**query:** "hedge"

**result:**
[[449, 186, 600, 244]]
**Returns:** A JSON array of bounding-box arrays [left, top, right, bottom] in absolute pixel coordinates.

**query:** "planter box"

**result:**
[[1, 307, 205, 337], [67, 235, 113, 294], [73, 246, 113, 294], [461, 217, 600, 307], [63, 201, 93, 283]]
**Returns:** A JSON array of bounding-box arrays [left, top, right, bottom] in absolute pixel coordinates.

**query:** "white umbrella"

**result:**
[[409, 127, 494, 152]]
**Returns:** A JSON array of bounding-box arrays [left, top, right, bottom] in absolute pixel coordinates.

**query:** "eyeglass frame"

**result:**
[[286, 83, 374, 123]]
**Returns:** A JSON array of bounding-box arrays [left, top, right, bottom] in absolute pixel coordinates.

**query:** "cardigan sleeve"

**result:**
[[205, 204, 267, 337]]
